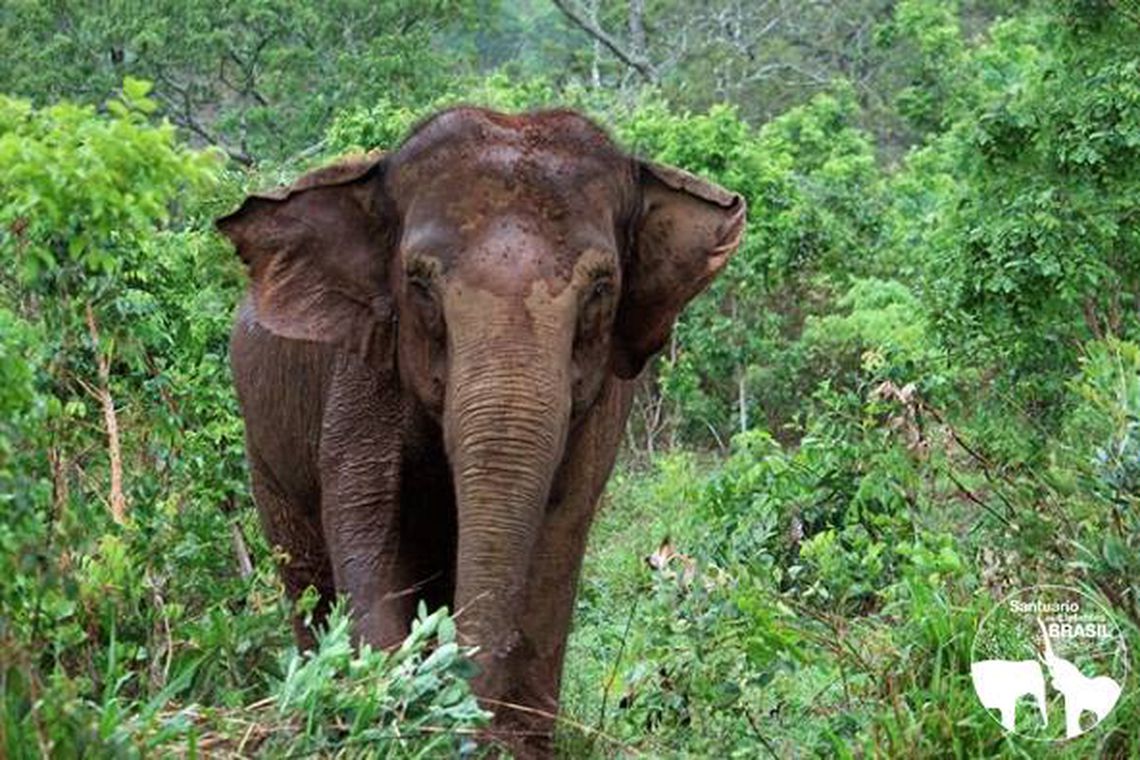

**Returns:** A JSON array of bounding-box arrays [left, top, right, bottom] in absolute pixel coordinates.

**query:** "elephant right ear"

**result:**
[[216, 153, 394, 348]]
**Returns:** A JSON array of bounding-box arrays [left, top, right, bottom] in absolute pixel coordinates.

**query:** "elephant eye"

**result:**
[[586, 276, 615, 303], [404, 264, 444, 337], [405, 256, 440, 298], [405, 271, 439, 304], [408, 275, 434, 296], [577, 274, 616, 348]]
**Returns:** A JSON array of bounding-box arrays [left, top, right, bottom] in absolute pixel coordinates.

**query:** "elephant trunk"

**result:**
[[444, 333, 571, 697]]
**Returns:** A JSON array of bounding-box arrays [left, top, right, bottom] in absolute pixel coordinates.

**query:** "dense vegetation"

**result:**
[[2, 0, 1138, 756]]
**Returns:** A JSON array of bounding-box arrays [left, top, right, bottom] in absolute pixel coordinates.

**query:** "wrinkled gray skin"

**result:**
[[220, 107, 745, 757]]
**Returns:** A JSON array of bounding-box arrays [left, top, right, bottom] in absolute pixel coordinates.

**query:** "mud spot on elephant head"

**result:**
[[386, 107, 635, 286]]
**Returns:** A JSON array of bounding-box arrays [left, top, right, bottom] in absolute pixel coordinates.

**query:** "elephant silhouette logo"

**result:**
[[970, 585, 1128, 741], [970, 659, 1048, 731], [1036, 618, 1123, 738]]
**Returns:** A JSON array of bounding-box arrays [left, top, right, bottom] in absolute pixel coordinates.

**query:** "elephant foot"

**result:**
[[481, 721, 554, 760], [477, 696, 556, 759]]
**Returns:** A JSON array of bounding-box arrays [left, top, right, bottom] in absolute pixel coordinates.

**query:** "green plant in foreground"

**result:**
[[272, 601, 491, 756], [126, 602, 489, 757]]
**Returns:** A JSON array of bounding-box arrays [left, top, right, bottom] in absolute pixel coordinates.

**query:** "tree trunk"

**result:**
[[590, 0, 602, 88], [629, 0, 646, 60], [731, 297, 748, 434], [85, 302, 126, 524], [231, 521, 254, 579], [738, 367, 748, 434]]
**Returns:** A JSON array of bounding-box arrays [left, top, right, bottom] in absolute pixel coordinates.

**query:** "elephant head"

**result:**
[[218, 107, 744, 711]]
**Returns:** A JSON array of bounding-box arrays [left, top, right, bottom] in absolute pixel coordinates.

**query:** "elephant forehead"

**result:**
[[442, 248, 612, 337], [402, 148, 620, 223], [442, 277, 569, 341], [390, 106, 630, 181], [406, 213, 612, 296], [392, 120, 629, 290], [392, 134, 628, 238], [401, 185, 619, 288]]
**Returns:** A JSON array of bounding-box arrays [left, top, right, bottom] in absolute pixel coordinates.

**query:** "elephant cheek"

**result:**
[[570, 358, 608, 419], [397, 330, 445, 416]]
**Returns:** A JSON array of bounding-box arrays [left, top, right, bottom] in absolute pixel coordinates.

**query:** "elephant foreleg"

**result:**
[[319, 360, 411, 649], [248, 461, 333, 651], [1066, 703, 1082, 738], [319, 459, 410, 648], [503, 502, 597, 755]]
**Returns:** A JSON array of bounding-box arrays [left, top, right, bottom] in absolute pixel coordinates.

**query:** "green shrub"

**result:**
[[269, 602, 490, 756]]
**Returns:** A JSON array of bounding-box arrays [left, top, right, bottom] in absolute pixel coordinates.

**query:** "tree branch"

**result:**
[[85, 302, 126, 525], [152, 67, 255, 166], [551, 0, 659, 83]]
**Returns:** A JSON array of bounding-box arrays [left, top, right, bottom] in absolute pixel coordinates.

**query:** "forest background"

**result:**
[[2, 0, 1139, 756]]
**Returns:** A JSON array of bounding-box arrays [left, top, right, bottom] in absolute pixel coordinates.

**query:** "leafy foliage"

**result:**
[[0, 0, 483, 164], [3, 0, 1140, 757], [268, 602, 489, 756]]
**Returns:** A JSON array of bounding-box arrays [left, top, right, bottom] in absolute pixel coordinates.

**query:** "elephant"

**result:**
[[218, 107, 745, 755], [970, 659, 1048, 731]]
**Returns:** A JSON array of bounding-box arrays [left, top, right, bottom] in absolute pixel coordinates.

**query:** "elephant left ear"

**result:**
[[215, 153, 393, 351], [613, 162, 747, 379]]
